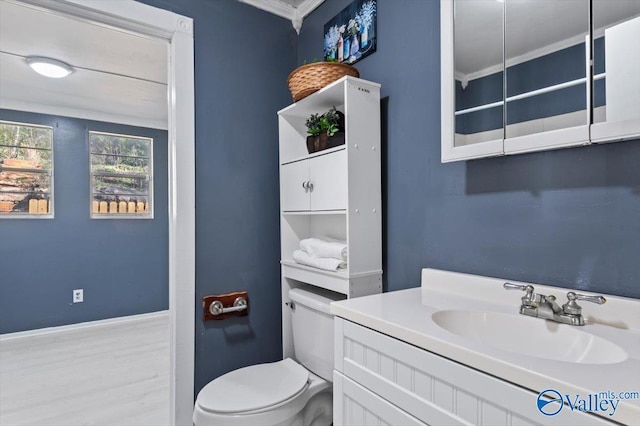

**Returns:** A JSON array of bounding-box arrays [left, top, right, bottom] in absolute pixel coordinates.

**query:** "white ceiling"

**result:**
[[455, 0, 640, 79], [0, 0, 168, 129]]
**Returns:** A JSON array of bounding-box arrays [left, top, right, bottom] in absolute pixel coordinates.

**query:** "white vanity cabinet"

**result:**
[[278, 76, 383, 359], [333, 318, 616, 426]]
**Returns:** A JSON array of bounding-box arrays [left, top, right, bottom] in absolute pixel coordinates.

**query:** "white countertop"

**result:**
[[330, 269, 640, 425]]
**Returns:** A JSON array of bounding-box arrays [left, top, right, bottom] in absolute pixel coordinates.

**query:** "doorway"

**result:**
[[0, 0, 195, 424]]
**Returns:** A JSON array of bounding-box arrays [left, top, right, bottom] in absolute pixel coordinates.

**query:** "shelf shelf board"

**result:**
[[281, 260, 383, 296], [281, 146, 345, 166], [281, 259, 350, 295], [278, 76, 381, 118], [282, 209, 347, 216], [281, 259, 349, 277]]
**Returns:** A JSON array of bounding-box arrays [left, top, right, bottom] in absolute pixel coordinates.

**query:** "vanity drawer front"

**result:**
[[333, 371, 427, 426], [334, 318, 615, 426]]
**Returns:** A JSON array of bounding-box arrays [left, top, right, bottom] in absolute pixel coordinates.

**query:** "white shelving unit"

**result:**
[[278, 76, 383, 358]]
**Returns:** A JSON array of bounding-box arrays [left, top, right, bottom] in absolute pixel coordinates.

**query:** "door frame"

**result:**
[[14, 1, 197, 424]]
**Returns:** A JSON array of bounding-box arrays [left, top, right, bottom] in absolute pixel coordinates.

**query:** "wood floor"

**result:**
[[0, 313, 169, 426]]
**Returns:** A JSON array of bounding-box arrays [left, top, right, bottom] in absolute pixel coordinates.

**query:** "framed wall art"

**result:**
[[324, 0, 377, 65]]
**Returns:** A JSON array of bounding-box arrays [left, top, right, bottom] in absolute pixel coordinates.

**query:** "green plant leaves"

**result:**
[[305, 106, 342, 136]]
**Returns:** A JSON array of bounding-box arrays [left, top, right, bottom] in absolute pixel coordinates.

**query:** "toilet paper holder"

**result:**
[[203, 291, 249, 321], [210, 297, 247, 316]]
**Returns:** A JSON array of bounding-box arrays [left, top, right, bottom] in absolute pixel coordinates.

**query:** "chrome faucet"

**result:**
[[503, 282, 606, 326]]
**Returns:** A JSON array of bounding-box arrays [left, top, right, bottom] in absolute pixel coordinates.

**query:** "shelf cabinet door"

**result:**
[[281, 150, 348, 212], [281, 160, 310, 211], [309, 150, 347, 211]]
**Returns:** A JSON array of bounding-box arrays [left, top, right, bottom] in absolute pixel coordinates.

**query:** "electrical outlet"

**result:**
[[73, 289, 83, 303]]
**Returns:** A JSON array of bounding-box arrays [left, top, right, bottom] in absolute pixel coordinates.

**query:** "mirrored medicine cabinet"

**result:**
[[441, 0, 640, 162]]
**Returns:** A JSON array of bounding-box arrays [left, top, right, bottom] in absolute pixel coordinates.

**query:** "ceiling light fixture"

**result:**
[[26, 56, 74, 78]]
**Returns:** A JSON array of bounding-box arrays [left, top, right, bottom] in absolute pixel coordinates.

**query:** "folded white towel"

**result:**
[[299, 237, 347, 261], [293, 250, 347, 272]]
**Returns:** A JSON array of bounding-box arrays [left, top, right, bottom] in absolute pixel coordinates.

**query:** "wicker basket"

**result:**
[[287, 62, 359, 102]]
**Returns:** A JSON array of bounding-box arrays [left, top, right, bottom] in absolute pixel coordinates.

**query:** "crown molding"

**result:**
[[238, 0, 326, 34], [0, 98, 168, 130], [296, 0, 325, 21], [238, 0, 294, 21]]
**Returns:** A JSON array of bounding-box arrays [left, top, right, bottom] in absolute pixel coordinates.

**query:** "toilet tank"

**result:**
[[289, 287, 343, 382]]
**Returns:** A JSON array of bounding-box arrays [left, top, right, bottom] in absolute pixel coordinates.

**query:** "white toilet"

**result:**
[[193, 287, 340, 426]]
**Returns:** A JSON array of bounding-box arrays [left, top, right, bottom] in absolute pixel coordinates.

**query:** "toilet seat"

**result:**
[[194, 287, 337, 426], [196, 358, 309, 415]]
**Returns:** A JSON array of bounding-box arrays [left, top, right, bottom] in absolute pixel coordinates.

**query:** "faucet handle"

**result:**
[[503, 283, 536, 307], [562, 291, 606, 316], [503, 282, 534, 293], [572, 292, 606, 305]]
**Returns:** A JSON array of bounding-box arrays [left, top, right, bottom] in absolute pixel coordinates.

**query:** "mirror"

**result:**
[[454, 0, 504, 147], [505, 0, 589, 139], [442, 0, 638, 162], [592, 1, 640, 127]]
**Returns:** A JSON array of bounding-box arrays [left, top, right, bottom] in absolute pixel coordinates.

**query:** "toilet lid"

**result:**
[[196, 358, 309, 414]]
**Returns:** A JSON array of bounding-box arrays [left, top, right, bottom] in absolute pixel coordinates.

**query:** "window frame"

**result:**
[[0, 120, 54, 219], [88, 130, 154, 219]]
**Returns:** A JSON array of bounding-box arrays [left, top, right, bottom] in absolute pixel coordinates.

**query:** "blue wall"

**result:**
[[126, 0, 638, 400], [299, 0, 640, 298], [136, 0, 297, 396], [0, 109, 168, 334]]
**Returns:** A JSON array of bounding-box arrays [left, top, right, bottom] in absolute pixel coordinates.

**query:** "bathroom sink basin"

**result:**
[[431, 310, 627, 364]]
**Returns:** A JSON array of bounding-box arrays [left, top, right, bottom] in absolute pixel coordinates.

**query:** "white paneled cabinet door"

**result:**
[[280, 160, 309, 211], [333, 371, 427, 426], [309, 150, 347, 211], [334, 318, 617, 426]]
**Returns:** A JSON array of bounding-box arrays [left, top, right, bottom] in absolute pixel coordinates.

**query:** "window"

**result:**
[[0, 121, 53, 217], [89, 131, 153, 218]]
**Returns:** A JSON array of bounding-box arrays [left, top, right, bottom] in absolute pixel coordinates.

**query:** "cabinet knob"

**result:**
[[307, 181, 314, 191], [302, 181, 307, 189]]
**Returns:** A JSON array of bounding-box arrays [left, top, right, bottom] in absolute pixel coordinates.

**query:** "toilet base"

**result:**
[[303, 390, 332, 426], [193, 370, 332, 426]]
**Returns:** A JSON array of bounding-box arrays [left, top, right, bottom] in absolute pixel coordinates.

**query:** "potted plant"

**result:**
[[305, 106, 346, 154]]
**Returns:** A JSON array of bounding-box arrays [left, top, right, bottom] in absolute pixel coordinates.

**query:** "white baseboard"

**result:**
[[0, 310, 169, 342]]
